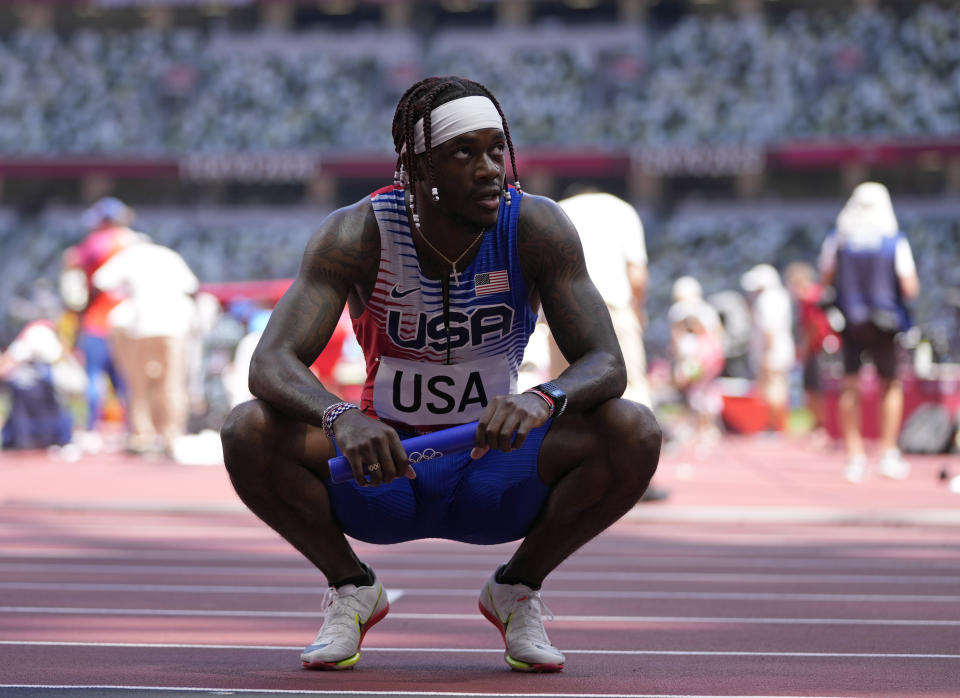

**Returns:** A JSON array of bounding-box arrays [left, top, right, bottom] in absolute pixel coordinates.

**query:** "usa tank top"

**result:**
[[352, 185, 537, 433]]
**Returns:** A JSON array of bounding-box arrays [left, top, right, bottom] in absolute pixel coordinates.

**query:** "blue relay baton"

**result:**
[[327, 421, 479, 484]]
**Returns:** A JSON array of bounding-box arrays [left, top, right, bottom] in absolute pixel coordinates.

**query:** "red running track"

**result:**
[[1, 435, 959, 697]]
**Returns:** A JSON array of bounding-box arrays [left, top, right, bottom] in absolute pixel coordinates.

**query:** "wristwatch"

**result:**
[[534, 381, 568, 417]]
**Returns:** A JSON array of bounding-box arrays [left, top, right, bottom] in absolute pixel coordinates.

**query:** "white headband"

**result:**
[[410, 95, 503, 154]]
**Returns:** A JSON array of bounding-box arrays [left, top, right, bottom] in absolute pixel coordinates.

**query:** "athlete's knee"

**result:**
[[595, 399, 662, 486], [220, 399, 273, 476], [599, 398, 661, 450]]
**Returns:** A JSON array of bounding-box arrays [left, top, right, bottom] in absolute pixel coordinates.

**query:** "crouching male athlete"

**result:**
[[220, 76, 662, 673]]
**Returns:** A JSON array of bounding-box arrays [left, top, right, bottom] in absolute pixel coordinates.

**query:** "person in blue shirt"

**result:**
[[818, 182, 919, 482]]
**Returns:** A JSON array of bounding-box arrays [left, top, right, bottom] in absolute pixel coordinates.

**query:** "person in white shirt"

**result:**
[[93, 238, 199, 455], [741, 263, 795, 432], [555, 188, 652, 407]]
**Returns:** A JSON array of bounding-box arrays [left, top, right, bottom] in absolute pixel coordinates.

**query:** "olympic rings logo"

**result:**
[[408, 448, 444, 463]]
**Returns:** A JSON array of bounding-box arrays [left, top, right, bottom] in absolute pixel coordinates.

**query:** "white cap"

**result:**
[[836, 181, 898, 244], [672, 276, 703, 302], [740, 264, 782, 292]]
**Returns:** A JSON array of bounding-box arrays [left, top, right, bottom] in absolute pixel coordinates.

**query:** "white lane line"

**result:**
[[1, 641, 958, 660], [1, 606, 958, 626], [1, 524, 275, 537], [1, 582, 957, 602], [3, 548, 959, 570], [384, 588, 960, 603], [621, 506, 960, 525], [0, 685, 863, 698], [3, 563, 959, 585]]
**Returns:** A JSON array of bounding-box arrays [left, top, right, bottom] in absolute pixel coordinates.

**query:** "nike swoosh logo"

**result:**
[[390, 284, 420, 299]]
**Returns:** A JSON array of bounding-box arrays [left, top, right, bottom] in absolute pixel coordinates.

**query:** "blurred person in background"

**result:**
[[220, 75, 661, 674], [705, 289, 752, 379], [60, 197, 139, 441], [785, 261, 841, 442], [93, 236, 199, 457], [554, 186, 651, 407], [185, 291, 226, 432], [667, 276, 725, 446], [224, 307, 354, 410], [740, 264, 795, 433], [554, 186, 668, 501], [194, 298, 259, 432], [222, 308, 272, 409], [949, 286, 960, 362], [0, 320, 83, 451], [818, 182, 919, 482]]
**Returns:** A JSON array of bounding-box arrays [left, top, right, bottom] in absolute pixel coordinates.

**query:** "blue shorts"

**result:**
[[326, 422, 552, 545]]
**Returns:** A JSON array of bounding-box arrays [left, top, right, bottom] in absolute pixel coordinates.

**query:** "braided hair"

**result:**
[[391, 76, 521, 222]]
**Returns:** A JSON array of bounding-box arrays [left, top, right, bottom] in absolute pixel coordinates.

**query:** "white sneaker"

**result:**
[[301, 568, 389, 670], [478, 569, 565, 672], [843, 454, 867, 483], [879, 449, 911, 480]]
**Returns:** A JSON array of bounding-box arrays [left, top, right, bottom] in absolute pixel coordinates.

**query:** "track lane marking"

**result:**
[[1, 607, 959, 626], [1, 640, 958, 659], [4, 563, 960, 584], [0, 685, 865, 697], [1, 582, 958, 602], [3, 545, 958, 569]]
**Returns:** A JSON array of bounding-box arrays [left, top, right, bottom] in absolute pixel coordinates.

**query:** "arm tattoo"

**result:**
[[249, 201, 378, 423]]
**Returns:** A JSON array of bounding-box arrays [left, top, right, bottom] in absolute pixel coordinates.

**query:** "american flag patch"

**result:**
[[474, 270, 510, 296]]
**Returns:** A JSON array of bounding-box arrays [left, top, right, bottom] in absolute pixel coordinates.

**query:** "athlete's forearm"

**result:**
[[549, 348, 627, 415], [248, 349, 343, 427], [246, 226, 365, 425], [247, 284, 352, 427], [542, 276, 627, 412]]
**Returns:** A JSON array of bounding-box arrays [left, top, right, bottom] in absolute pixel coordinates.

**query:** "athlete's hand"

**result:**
[[471, 392, 551, 459], [331, 409, 416, 486]]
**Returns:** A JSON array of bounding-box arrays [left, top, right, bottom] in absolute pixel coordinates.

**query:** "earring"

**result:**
[[431, 187, 439, 203], [409, 192, 421, 233]]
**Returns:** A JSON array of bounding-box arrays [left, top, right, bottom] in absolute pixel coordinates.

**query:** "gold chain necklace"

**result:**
[[417, 227, 485, 285]]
